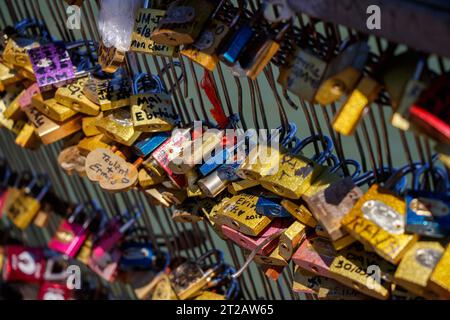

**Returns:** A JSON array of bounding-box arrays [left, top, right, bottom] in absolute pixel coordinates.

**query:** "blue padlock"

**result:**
[[220, 24, 254, 65], [256, 196, 292, 218], [120, 243, 156, 270], [133, 133, 170, 157]]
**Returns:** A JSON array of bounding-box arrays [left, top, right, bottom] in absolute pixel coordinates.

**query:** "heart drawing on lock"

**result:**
[[85, 148, 138, 192]]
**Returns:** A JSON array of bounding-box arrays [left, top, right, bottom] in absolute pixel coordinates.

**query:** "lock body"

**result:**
[[281, 199, 318, 227], [131, 93, 178, 132], [77, 134, 113, 156], [82, 114, 103, 137], [3, 246, 46, 283], [32, 94, 78, 122], [15, 123, 41, 150], [7, 193, 41, 229], [48, 219, 89, 257], [170, 262, 215, 300], [98, 41, 125, 74], [241, 38, 280, 80], [341, 184, 418, 264], [279, 220, 307, 260], [95, 109, 141, 146], [55, 77, 101, 116], [428, 244, 450, 299]]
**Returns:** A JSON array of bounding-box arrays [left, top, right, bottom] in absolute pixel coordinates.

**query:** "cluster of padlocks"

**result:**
[[0, 0, 449, 300]]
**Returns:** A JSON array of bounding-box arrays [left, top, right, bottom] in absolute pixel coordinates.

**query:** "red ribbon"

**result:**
[[200, 70, 229, 129]]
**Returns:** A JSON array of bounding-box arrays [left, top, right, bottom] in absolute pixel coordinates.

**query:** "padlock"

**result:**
[[0, 246, 4, 272], [37, 282, 73, 300], [215, 194, 273, 236], [278, 47, 328, 103], [278, 220, 307, 260], [255, 195, 292, 218], [197, 168, 230, 198], [77, 134, 112, 156], [281, 199, 318, 228], [131, 8, 178, 56], [48, 203, 97, 257], [7, 177, 51, 230], [151, 273, 179, 300], [82, 113, 103, 137], [240, 23, 291, 80], [409, 74, 450, 145], [0, 62, 23, 90], [119, 243, 157, 270], [151, 127, 191, 188], [2, 38, 39, 74], [98, 77, 132, 112], [88, 248, 121, 282], [253, 246, 288, 267], [303, 173, 363, 241], [333, 76, 383, 135], [15, 123, 41, 150], [315, 41, 370, 106], [181, 19, 230, 71], [55, 76, 101, 116], [3, 88, 27, 121], [383, 53, 427, 131], [260, 152, 322, 200], [169, 250, 224, 300], [131, 92, 178, 132], [138, 167, 165, 189], [172, 198, 215, 223], [405, 190, 450, 238], [193, 291, 226, 300], [222, 218, 290, 256], [394, 241, 444, 299], [228, 179, 260, 194], [331, 233, 357, 251], [25, 107, 82, 145], [33, 207, 52, 228], [427, 244, 450, 299], [95, 109, 142, 146], [31, 94, 78, 122], [151, 0, 217, 46], [2, 246, 46, 283], [436, 143, 450, 170], [76, 236, 93, 265], [27, 42, 76, 93], [98, 41, 126, 74], [341, 184, 419, 264], [236, 144, 281, 181]]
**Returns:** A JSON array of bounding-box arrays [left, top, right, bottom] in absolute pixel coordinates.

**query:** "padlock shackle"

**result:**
[[330, 158, 362, 180], [412, 162, 449, 193], [293, 135, 334, 164]]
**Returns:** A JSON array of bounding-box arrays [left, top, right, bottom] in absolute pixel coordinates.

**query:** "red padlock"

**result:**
[[3, 245, 46, 283]]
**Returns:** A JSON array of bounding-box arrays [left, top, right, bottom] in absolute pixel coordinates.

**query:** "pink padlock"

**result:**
[[3, 245, 47, 283], [291, 234, 336, 278], [222, 218, 291, 256], [37, 282, 73, 300], [88, 248, 121, 282], [19, 83, 40, 111], [48, 204, 95, 258]]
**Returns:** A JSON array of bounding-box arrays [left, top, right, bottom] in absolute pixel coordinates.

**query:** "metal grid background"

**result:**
[[0, 0, 448, 300]]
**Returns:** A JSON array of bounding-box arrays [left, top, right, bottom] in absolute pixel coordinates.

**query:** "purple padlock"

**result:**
[[28, 42, 75, 93]]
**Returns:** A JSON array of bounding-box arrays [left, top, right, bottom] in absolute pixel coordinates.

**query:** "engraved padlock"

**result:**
[[31, 93, 78, 122], [55, 76, 101, 116], [95, 109, 142, 146]]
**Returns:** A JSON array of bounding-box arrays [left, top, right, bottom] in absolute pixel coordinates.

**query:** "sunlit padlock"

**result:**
[[181, 19, 230, 71], [383, 52, 427, 131], [33, 204, 53, 228], [315, 41, 370, 106], [278, 47, 328, 103], [222, 218, 291, 256], [31, 94, 78, 122], [138, 166, 166, 189], [77, 134, 113, 156], [25, 107, 83, 145], [95, 109, 141, 146], [55, 76, 101, 116], [151, 0, 218, 46], [131, 7, 178, 56], [76, 236, 93, 265], [278, 220, 307, 260], [240, 23, 291, 80], [281, 199, 318, 228], [409, 73, 450, 145], [394, 241, 444, 299], [81, 113, 102, 137], [48, 203, 99, 258], [7, 176, 51, 230], [100, 77, 133, 112], [341, 183, 419, 264], [2, 37, 39, 75], [169, 250, 224, 300], [427, 244, 450, 299], [15, 123, 41, 150], [333, 76, 383, 135], [2, 245, 46, 283], [197, 166, 233, 198], [215, 194, 273, 236], [253, 246, 288, 267], [228, 179, 260, 194], [0, 61, 23, 90], [131, 92, 178, 132]]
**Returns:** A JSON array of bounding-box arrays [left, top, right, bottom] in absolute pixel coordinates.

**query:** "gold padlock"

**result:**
[[76, 237, 93, 265], [2, 38, 38, 73], [0, 62, 23, 90], [15, 123, 41, 149], [55, 77, 101, 116], [278, 47, 328, 103], [3, 89, 26, 121], [253, 246, 288, 267], [278, 220, 307, 261], [99, 77, 132, 112], [193, 291, 225, 300], [138, 165, 166, 189], [83, 77, 111, 108], [281, 199, 318, 228], [32, 94, 78, 122], [131, 8, 179, 57], [216, 194, 273, 236], [237, 145, 281, 181], [332, 233, 357, 251], [228, 179, 260, 195], [181, 19, 230, 71], [77, 134, 113, 156], [333, 76, 383, 136], [315, 41, 370, 106], [394, 241, 444, 299], [341, 184, 418, 264], [131, 92, 178, 132], [260, 152, 322, 200], [98, 41, 126, 74], [151, 274, 179, 300], [95, 109, 142, 146], [427, 244, 450, 299], [33, 206, 52, 228], [82, 113, 103, 136], [151, 0, 217, 46]]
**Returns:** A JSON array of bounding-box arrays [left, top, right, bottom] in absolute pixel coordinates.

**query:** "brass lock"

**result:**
[[3, 89, 27, 121], [193, 291, 225, 300], [55, 77, 101, 116], [131, 92, 178, 132], [131, 8, 179, 56], [151, 274, 179, 300], [2, 38, 39, 73], [394, 241, 444, 299], [98, 41, 126, 74], [332, 76, 383, 136], [427, 244, 450, 299], [341, 184, 419, 264], [228, 179, 260, 195], [151, 0, 217, 46], [236, 145, 281, 181], [76, 237, 93, 266], [281, 199, 318, 228], [95, 109, 142, 146], [82, 113, 103, 137], [253, 246, 288, 267], [99, 77, 132, 112], [0, 62, 23, 90], [278, 220, 307, 261], [15, 123, 41, 150], [181, 19, 230, 71], [32, 94, 78, 122], [216, 194, 273, 236], [260, 152, 322, 200], [77, 134, 113, 156], [138, 166, 166, 189]]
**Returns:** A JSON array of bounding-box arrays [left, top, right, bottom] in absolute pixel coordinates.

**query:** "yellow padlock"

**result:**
[[95, 109, 142, 146], [15, 123, 41, 150], [427, 244, 450, 299], [55, 77, 101, 116], [77, 134, 113, 156], [281, 199, 318, 228], [82, 113, 103, 137], [32, 94, 78, 122], [278, 220, 307, 261]]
